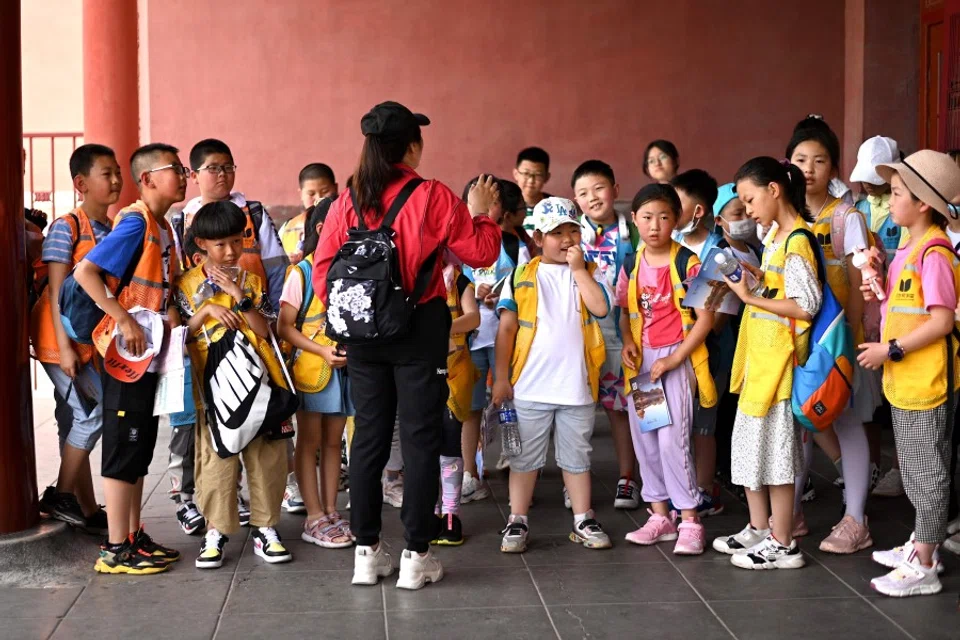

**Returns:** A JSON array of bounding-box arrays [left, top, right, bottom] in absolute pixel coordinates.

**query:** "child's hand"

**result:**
[[476, 283, 493, 300], [492, 379, 513, 405], [205, 304, 243, 331], [58, 346, 80, 379], [208, 265, 244, 301], [621, 340, 640, 371], [289, 250, 304, 264], [566, 245, 586, 272], [467, 175, 499, 216], [859, 282, 876, 303], [117, 313, 146, 357], [650, 354, 680, 382], [320, 344, 348, 369], [484, 293, 499, 308], [857, 342, 888, 370], [722, 273, 750, 301]]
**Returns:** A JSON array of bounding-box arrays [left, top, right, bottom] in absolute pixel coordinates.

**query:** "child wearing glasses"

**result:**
[[513, 147, 553, 234]]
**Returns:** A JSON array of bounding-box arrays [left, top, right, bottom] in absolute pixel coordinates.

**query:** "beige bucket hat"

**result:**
[[877, 149, 960, 231]]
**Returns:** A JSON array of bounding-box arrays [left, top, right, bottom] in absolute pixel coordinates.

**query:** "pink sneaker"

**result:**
[[768, 510, 809, 538], [625, 510, 678, 546], [674, 519, 705, 555], [819, 515, 873, 554]]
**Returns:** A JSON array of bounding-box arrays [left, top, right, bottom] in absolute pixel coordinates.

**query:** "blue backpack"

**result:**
[[787, 228, 854, 432]]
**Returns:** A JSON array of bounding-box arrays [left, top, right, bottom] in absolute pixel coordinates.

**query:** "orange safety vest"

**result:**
[[239, 208, 268, 286], [30, 209, 99, 365], [92, 201, 178, 356]]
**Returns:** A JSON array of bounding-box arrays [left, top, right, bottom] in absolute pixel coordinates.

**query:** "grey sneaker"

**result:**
[[713, 524, 771, 555], [570, 515, 612, 549], [872, 468, 905, 498], [382, 477, 404, 508], [500, 520, 529, 553]]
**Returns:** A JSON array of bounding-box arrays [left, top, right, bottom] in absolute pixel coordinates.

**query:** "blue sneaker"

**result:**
[[668, 487, 724, 518]]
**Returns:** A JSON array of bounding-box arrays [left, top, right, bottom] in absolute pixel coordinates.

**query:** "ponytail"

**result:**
[[733, 156, 812, 222], [352, 129, 421, 219]]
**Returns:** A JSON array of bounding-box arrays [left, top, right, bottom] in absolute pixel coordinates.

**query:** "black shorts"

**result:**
[[101, 371, 159, 484], [870, 397, 893, 430]]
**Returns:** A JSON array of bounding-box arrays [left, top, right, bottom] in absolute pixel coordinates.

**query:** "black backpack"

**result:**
[[325, 178, 436, 345]]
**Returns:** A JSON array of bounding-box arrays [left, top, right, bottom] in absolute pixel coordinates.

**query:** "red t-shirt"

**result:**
[[616, 254, 699, 348], [313, 165, 501, 304]]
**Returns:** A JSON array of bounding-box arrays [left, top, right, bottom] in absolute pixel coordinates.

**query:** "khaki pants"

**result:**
[[194, 412, 287, 535]]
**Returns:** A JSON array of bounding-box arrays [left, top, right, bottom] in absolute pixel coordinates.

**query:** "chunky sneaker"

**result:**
[[625, 510, 678, 546], [570, 515, 613, 549], [500, 519, 529, 553], [396, 549, 444, 590], [302, 515, 353, 549], [872, 468, 905, 498], [252, 527, 292, 564], [562, 487, 572, 510], [237, 495, 251, 527], [282, 473, 306, 514], [432, 513, 464, 546], [460, 472, 489, 503], [94, 541, 168, 575], [713, 524, 771, 555], [869, 463, 881, 492], [383, 476, 404, 508], [695, 486, 724, 518], [731, 534, 805, 570], [801, 477, 816, 503], [674, 519, 706, 555], [196, 529, 228, 569], [49, 491, 86, 527], [943, 532, 960, 556], [947, 515, 960, 536], [872, 534, 945, 573], [81, 507, 108, 536], [133, 527, 181, 564], [768, 511, 809, 538], [614, 477, 641, 510], [38, 486, 57, 516], [352, 544, 394, 585], [871, 553, 943, 597], [177, 502, 206, 535], [819, 515, 873, 554]]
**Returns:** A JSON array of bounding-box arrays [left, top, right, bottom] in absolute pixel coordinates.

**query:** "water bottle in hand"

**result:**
[[498, 400, 522, 457], [715, 249, 761, 294]]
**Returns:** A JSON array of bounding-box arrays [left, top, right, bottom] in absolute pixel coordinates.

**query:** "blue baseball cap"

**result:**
[[713, 183, 738, 218]]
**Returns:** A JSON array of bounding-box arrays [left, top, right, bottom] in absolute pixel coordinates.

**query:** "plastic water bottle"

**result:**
[[498, 400, 522, 457], [715, 249, 763, 295]]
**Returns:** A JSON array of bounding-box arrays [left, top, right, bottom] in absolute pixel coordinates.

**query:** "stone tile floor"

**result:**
[[2, 393, 958, 639]]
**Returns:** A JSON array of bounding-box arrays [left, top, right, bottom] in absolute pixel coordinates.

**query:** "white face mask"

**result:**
[[726, 218, 756, 241]]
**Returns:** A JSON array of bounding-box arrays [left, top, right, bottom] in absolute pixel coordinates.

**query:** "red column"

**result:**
[[0, 0, 39, 535], [83, 0, 140, 214]]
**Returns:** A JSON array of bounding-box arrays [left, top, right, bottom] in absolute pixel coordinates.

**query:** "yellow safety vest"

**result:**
[[286, 255, 334, 394], [731, 217, 817, 417], [280, 212, 307, 261], [882, 225, 960, 411], [446, 266, 479, 422], [623, 242, 717, 409], [510, 258, 606, 402]]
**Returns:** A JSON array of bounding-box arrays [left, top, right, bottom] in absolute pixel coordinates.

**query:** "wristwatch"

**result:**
[[233, 296, 254, 313], [887, 339, 905, 363]]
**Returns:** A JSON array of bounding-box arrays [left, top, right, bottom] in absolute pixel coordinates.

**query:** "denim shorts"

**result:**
[[299, 369, 355, 416], [42, 361, 103, 451], [510, 399, 595, 473], [469, 346, 495, 411]]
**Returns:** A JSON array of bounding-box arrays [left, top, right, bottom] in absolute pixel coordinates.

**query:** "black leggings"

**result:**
[[441, 409, 463, 458]]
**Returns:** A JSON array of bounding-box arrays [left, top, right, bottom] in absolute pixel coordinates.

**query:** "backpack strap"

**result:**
[[348, 178, 425, 232], [502, 232, 520, 267], [673, 245, 695, 291], [786, 228, 827, 286], [622, 252, 637, 280], [247, 200, 264, 234], [293, 261, 314, 333]]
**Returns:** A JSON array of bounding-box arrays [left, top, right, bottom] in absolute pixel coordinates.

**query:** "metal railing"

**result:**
[[23, 132, 84, 220]]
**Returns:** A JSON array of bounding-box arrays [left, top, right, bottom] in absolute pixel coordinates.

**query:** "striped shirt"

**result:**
[[41, 215, 111, 265]]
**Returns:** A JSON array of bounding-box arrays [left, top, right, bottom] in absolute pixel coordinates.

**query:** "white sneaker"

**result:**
[[352, 544, 394, 585], [614, 477, 641, 510], [382, 476, 404, 508], [461, 472, 490, 503], [282, 473, 306, 514], [872, 533, 945, 573], [943, 532, 960, 556], [562, 486, 572, 510], [872, 468, 905, 497], [713, 524, 771, 555], [396, 549, 443, 590], [947, 515, 960, 536], [251, 527, 293, 564], [871, 554, 943, 597], [730, 534, 805, 570]]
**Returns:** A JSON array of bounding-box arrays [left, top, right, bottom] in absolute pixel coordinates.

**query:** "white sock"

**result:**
[[508, 514, 528, 525], [573, 512, 589, 526]]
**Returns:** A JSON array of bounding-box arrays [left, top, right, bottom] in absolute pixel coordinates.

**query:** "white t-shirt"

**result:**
[[498, 263, 611, 406], [840, 212, 869, 257], [729, 245, 761, 270]]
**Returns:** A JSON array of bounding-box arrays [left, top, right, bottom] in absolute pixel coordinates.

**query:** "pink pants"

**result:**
[[626, 343, 699, 510]]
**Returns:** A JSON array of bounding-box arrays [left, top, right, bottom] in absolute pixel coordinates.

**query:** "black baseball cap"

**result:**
[[360, 101, 430, 138]]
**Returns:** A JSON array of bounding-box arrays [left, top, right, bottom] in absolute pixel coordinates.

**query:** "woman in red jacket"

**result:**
[[313, 101, 500, 590]]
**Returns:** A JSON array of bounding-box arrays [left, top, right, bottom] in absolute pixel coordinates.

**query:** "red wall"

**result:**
[[147, 0, 850, 208]]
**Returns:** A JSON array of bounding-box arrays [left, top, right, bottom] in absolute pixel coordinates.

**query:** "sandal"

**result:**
[[301, 515, 353, 549], [330, 511, 355, 542]]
